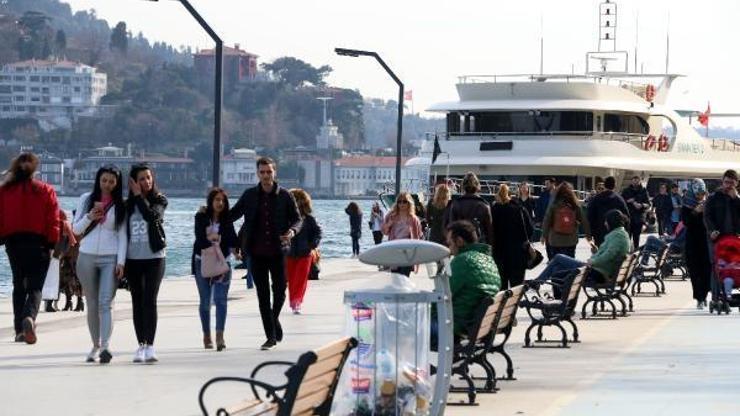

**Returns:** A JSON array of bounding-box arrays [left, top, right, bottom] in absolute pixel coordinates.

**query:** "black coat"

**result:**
[[491, 200, 533, 263], [704, 191, 740, 236], [653, 193, 674, 221], [126, 193, 167, 253], [229, 183, 302, 255], [191, 210, 238, 274], [682, 206, 711, 295], [587, 190, 630, 245], [345, 208, 362, 237], [621, 185, 651, 223], [446, 194, 493, 246], [288, 215, 322, 257]]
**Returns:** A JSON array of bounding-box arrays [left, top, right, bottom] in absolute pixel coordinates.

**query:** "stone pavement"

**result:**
[[1, 241, 739, 416]]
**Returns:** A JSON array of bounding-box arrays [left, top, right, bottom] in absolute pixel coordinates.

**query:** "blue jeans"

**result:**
[[640, 235, 668, 265], [536, 254, 586, 281], [194, 258, 231, 333]]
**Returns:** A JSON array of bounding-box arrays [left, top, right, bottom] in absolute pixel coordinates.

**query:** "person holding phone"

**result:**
[[72, 165, 127, 363]]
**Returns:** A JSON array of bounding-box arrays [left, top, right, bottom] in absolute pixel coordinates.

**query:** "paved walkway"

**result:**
[[1, 241, 739, 415]]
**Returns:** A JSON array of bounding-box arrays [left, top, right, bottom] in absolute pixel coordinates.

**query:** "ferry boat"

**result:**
[[422, 1, 740, 192]]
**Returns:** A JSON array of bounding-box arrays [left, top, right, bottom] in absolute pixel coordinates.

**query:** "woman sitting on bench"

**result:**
[[535, 209, 630, 285]]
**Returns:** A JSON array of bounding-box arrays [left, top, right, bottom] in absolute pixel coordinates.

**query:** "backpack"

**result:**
[[553, 205, 577, 234]]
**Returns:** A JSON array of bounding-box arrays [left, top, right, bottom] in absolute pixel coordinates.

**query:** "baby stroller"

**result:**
[[708, 235, 740, 314]]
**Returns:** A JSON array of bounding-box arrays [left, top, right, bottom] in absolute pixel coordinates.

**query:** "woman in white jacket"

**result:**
[[72, 165, 127, 364]]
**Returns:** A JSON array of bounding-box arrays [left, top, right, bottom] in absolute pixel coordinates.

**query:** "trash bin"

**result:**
[[332, 240, 453, 416]]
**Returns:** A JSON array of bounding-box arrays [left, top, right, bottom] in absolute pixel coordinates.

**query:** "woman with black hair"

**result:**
[[345, 202, 362, 258], [192, 188, 238, 351], [72, 165, 127, 364], [125, 164, 168, 363]]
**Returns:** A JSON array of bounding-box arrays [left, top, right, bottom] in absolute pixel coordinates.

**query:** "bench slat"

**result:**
[[313, 337, 352, 363], [291, 387, 331, 415], [303, 353, 344, 381], [295, 370, 336, 401], [222, 399, 277, 416]]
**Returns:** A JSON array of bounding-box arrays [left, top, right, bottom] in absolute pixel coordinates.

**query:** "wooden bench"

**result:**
[[447, 290, 508, 406], [520, 267, 587, 348], [631, 246, 668, 296], [198, 337, 357, 416], [580, 253, 637, 319], [481, 284, 526, 381]]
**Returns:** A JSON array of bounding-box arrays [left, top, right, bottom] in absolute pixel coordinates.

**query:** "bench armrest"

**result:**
[[198, 376, 287, 416], [250, 360, 295, 378]]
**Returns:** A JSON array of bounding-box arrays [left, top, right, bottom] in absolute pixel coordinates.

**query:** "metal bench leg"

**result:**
[[523, 322, 538, 347], [614, 295, 627, 316], [555, 322, 569, 348], [564, 318, 579, 343]]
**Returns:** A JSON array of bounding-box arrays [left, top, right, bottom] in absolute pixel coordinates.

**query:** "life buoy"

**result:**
[[657, 134, 669, 152], [645, 84, 656, 102], [644, 134, 657, 151]]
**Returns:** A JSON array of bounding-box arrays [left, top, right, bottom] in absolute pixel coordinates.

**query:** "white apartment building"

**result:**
[[221, 148, 257, 191], [0, 59, 107, 129], [334, 155, 417, 196], [38, 153, 64, 193]]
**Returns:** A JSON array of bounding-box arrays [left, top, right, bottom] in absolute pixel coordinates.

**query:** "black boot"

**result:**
[[45, 300, 57, 313]]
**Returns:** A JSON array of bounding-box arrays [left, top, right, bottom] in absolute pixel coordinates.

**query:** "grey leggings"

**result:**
[[77, 253, 118, 349]]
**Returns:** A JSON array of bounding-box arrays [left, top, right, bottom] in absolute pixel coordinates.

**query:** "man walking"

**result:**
[[446, 172, 493, 246], [230, 157, 302, 350], [621, 176, 651, 250], [653, 183, 674, 236], [587, 176, 629, 247]]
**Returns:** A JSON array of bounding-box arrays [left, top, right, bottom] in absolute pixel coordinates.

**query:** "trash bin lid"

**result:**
[[359, 239, 450, 267]]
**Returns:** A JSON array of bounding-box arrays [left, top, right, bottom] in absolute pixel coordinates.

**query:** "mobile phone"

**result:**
[[94, 202, 103, 210]]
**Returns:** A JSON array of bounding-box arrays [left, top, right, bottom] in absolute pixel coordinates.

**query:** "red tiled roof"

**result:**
[[194, 45, 258, 58], [335, 156, 408, 168]]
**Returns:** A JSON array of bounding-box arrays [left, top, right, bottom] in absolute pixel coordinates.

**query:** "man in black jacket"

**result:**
[[587, 176, 630, 247], [621, 176, 651, 250], [653, 182, 674, 236], [445, 172, 493, 246], [705, 169, 740, 242], [230, 157, 302, 350]]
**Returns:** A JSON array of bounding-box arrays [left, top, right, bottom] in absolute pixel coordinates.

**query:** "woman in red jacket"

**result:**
[[0, 153, 60, 344]]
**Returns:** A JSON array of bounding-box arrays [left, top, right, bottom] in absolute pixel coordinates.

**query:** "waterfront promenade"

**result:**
[[1, 241, 739, 415]]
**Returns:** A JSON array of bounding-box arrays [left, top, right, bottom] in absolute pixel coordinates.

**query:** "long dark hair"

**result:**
[[554, 182, 579, 209], [205, 187, 230, 223], [127, 163, 160, 209], [85, 165, 126, 228], [346, 201, 361, 216], [1, 152, 39, 188]]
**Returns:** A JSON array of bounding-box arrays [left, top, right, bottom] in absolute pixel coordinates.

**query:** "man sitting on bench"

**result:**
[[432, 220, 501, 349], [535, 209, 630, 286]]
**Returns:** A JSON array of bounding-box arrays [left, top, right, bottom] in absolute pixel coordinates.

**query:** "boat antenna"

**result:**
[[634, 11, 638, 74], [539, 14, 544, 75], [665, 12, 670, 74]]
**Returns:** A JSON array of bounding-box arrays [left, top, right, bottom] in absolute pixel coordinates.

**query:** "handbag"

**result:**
[[200, 243, 230, 278], [520, 210, 544, 270], [41, 257, 61, 301]]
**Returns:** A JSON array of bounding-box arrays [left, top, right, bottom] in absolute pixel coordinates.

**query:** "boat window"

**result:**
[[448, 111, 593, 134], [603, 113, 649, 134]]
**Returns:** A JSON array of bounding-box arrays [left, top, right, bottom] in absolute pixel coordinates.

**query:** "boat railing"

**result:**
[[457, 73, 652, 90], [709, 139, 740, 152], [432, 131, 673, 152]]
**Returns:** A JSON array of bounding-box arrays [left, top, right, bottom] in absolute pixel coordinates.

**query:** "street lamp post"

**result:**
[[146, 0, 223, 186], [335, 48, 404, 197]]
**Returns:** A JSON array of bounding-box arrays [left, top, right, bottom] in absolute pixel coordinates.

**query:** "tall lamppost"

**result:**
[[146, 0, 223, 186], [335, 48, 404, 197]]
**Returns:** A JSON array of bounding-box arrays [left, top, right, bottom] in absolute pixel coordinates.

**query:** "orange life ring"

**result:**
[[645, 84, 656, 102], [644, 134, 657, 151], [657, 134, 669, 152]]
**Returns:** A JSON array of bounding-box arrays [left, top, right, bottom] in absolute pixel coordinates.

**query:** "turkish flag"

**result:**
[[404, 90, 413, 101], [698, 103, 710, 127]]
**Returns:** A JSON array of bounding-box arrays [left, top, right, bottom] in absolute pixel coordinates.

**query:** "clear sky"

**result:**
[[63, 0, 740, 126]]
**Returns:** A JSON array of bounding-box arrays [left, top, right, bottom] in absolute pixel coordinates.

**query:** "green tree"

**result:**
[[261, 57, 332, 88], [17, 11, 53, 60], [110, 21, 127, 54], [54, 29, 66, 54]]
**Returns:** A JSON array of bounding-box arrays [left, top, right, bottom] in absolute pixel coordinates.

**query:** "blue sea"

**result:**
[[0, 197, 381, 296]]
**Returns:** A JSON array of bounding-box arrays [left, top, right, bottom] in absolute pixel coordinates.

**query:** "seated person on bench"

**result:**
[[638, 221, 686, 265], [535, 209, 630, 285], [431, 220, 501, 349]]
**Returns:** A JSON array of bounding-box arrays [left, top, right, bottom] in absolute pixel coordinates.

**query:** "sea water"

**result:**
[[0, 197, 382, 296]]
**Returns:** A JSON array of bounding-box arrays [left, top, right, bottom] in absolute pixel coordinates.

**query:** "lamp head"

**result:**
[[334, 48, 361, 57]]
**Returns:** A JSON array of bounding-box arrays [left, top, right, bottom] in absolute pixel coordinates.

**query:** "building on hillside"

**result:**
[[282, 146, 334, 197], [221, 148, 257, 193], [194, 44, 258, 89], [71, 144, 197, 191], [334, 155, 410, 196], [38, 152, 64, 193], [316, 119, 344, 150], [0, 59, 107, 130]]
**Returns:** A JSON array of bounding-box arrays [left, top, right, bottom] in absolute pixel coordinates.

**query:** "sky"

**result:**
[[63, 0, 740, 126]]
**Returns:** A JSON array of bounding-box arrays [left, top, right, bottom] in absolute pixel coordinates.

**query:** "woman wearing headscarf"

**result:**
[[681, 179, 711, 309]]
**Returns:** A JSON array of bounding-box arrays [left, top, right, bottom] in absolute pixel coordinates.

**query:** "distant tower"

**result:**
[[315, 97, 344, 150]]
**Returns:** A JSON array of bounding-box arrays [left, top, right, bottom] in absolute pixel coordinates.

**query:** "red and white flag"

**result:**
[[404, 90, 413, 101], [698, 102, 710, 127]]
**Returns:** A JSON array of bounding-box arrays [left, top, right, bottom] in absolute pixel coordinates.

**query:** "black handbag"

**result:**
[[520, 210, 544, 269]]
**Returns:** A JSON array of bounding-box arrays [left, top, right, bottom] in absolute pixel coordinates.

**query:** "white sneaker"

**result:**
[[86, 347, 100, 363], [144, 345, 158, 363], [133, 345, 145, 363]]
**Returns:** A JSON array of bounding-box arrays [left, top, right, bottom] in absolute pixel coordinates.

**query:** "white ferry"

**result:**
[[422, 1, 740, 192]]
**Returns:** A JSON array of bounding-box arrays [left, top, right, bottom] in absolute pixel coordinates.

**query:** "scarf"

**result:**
[[682, 178, 706, 209]]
